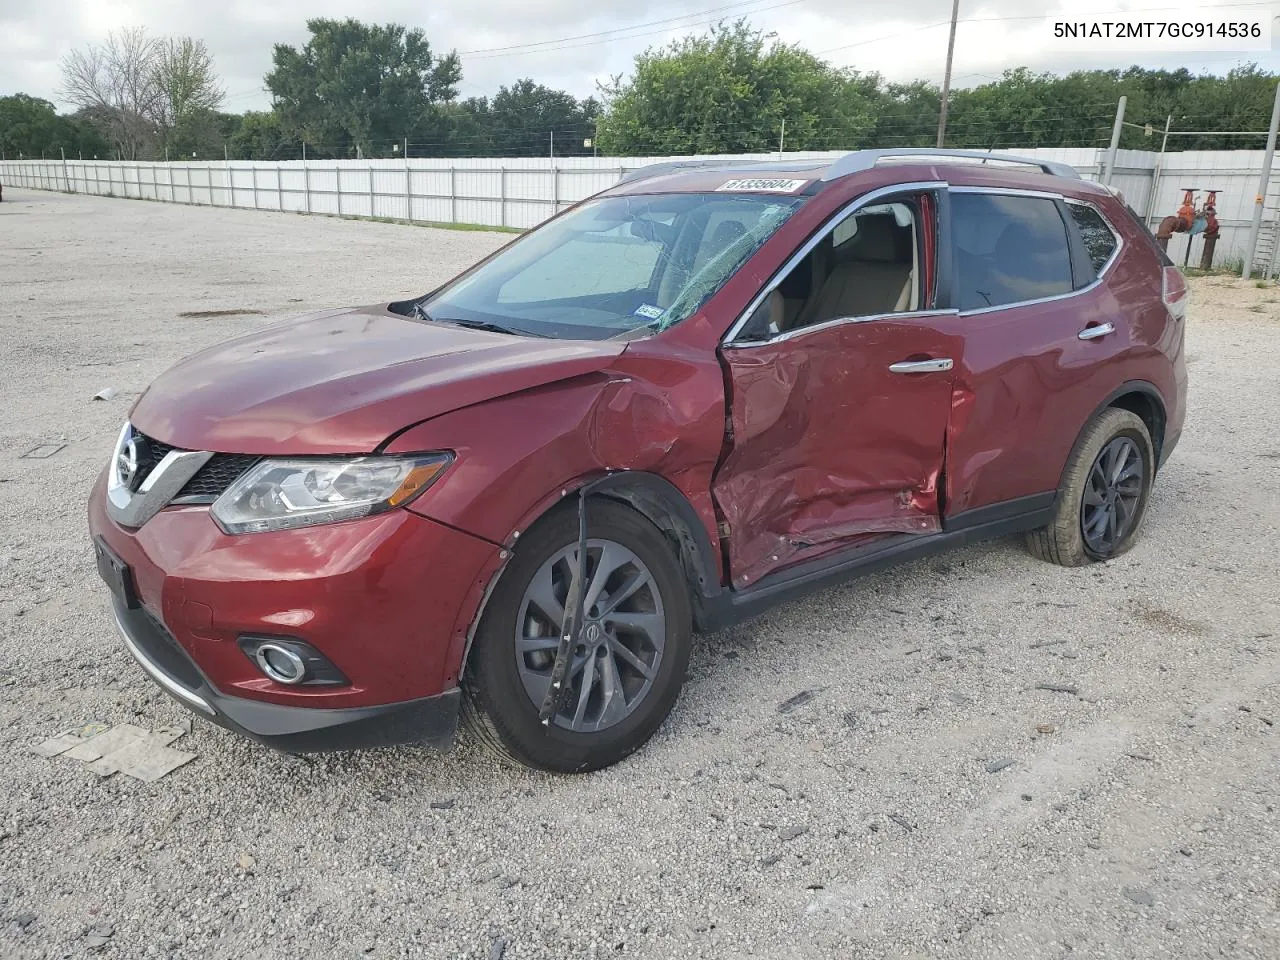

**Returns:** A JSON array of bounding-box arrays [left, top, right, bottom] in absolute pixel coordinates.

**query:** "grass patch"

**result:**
[[343, 213, 523, 235]]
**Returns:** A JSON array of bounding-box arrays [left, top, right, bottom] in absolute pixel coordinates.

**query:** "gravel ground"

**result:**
[[1, 188, 1278, 960]]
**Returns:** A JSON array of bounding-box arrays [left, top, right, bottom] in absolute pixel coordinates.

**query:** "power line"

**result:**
[[455, 0, 805, 56], [459, 0, 811, 60]]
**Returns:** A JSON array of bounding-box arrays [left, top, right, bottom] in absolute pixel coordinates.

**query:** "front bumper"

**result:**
[[111, 596, 461, 752]]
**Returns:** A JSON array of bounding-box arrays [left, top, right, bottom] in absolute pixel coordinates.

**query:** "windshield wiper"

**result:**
[[439, 317, 545, 338], [411, 301, 539, 337]]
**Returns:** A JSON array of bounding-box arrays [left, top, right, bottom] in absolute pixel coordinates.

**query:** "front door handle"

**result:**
[[1078, 322, 1115, 341], [889, 358, 954, 374]]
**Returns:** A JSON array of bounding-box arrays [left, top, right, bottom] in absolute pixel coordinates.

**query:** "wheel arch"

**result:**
[[457, 471, 727, 679], [1061, 381, 1167, 490], [1104, 382, 1167, 466]]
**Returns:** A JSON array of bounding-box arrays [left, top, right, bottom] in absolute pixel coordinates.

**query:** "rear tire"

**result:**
[[1026, 408, 1155, 566], [462, 499, 692, 773]]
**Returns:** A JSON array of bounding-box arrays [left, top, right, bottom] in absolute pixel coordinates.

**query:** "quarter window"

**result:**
[[952, 193, 1073, 311], [1067, 203, 1119, 276]]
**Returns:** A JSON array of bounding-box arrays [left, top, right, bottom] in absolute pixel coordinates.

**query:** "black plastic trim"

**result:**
[[696, 497, 1055, 632], [942, 492, 1057, 532], [580, 471, 725, 605], [111, 598, 459, 752], [1074, 379, 1169, 472]]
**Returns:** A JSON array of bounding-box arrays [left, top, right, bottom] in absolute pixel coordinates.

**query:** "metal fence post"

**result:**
[[449, 166, 457, 223], [368, 165, 376, 217], [335, 165, 343, 215], [1244, 81, 1280, 279], [250, 166, 259, 209], [499, 166, 507, 228], [1103, 96, 1126, 186], [404, 159, 412, 221], [552, 165, 559, 216], [303, 152, 312, 214], [276, 167, 283, 211]]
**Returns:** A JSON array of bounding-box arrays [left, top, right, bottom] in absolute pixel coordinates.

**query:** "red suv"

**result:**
[[89, 149, 1188, 772]]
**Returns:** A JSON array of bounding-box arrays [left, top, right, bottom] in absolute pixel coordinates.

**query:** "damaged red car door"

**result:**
[[711, 188, 960, 588]]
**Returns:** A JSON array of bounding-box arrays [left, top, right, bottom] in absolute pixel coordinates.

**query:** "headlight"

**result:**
[[211, 454, 452, 534]]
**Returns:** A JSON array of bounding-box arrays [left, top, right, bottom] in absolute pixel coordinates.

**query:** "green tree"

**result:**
[[464, 79, 598, 156], [266, 18, 461, 157], [153, 37, 225, 157], [0, 94, 108, 159], [595, 20, 876, 154], [228, 110, 301, 159]]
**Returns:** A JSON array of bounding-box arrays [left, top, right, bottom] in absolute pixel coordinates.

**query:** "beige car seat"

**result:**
[[792, 214, 914, 328]]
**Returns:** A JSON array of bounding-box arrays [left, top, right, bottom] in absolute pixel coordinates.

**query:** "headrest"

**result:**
[[710, 219, 747, 249], [844, 214, 901, 263]]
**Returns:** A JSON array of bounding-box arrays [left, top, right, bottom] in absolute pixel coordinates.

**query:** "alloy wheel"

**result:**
[[514, 538, 666, 732], [1080, 436, 1144, 555]]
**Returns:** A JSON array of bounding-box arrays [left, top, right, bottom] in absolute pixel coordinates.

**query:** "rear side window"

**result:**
[[1067, 202, 1118, 276], [952, 193, 1073, 311]]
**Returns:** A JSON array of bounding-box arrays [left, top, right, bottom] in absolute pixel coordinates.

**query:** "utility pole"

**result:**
[[778, 119, 786, 159], [1243, 81, 1280, 279], [936, 0, 960, 148], [1103, 96, 1126, 185], [223, 142, 228, 161], [549, 130, 554, 159]]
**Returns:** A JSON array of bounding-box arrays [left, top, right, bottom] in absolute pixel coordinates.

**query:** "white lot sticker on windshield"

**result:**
[[633, 303, 664, 320], [716, 178, 809, 193]]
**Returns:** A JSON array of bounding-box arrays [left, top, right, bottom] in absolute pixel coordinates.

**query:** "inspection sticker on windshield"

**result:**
[[633, 303, 665, 320], [716, 178, 809, 193]]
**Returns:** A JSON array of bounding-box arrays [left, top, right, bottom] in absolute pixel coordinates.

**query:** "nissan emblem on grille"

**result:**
[[117, 433, 148, 492]]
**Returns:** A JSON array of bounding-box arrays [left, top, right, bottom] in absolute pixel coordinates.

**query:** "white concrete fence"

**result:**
[[3, 147, 1276, 270]]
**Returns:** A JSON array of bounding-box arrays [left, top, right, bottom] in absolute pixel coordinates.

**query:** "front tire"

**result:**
[[462, 499, 693, 773], [1026, 407, 1155, 566]]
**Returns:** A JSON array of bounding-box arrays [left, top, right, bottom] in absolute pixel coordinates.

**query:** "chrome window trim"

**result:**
[[732, 308, 961, 347], [949, 185, 1064, 201], [722, 180, 947, 346], [951, 188, 1123, 316]]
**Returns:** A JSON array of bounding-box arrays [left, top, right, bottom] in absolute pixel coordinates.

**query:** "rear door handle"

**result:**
[[889, 358, 954, 374], [1078, 322, 1115, 341]]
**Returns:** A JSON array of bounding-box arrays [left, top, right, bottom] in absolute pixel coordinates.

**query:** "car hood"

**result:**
[[130, 305, 625, 454]]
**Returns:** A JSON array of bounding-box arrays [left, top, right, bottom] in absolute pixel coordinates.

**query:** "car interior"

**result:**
[[742, 201, 920, 339]]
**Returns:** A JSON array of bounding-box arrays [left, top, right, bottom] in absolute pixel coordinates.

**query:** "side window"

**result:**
[[952, 193, 1073, 311], [1067, 202, 1119, 279], [738, 197, 922, 339]]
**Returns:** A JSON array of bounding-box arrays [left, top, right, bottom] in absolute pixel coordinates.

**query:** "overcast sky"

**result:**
[[2, 0, 1277, 114]]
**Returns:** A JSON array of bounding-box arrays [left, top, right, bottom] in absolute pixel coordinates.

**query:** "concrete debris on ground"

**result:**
[[32, 721, 194, 782]]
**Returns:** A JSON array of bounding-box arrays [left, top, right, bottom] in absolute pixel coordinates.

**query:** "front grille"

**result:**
[[132, 430, 258, 504], [133, 434, 175, 488], [176, 455, 260, 502]]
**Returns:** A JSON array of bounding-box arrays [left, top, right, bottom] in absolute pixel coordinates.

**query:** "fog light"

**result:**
[[238, 636, 349, 686], [256, 643, 307, 684]]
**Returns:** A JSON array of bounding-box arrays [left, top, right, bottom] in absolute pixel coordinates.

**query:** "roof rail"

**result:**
[[821, 149, 1081, 181], [615, 158, 767, 186]]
